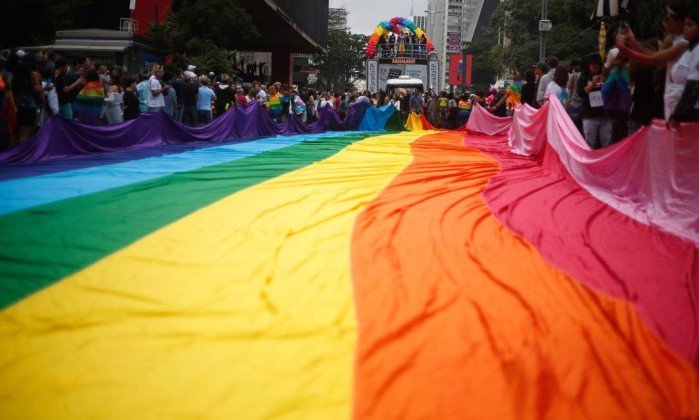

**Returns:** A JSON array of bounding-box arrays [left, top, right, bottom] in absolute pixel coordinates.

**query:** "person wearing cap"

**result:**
[[196, 76, 216, 125], [577, 53, 612, 149], [536, 56, 559, 106]]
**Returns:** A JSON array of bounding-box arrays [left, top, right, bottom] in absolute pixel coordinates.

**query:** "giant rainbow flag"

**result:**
[[0, 99, 697, 419]]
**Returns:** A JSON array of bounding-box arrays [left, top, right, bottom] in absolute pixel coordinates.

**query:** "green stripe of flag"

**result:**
[[0, 133, 369, 309]]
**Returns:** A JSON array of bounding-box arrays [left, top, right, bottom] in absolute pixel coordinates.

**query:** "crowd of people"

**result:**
[[0, 53, 363, 150], [0, 48, 466, 151], [481, 1, 699, 149], [373, 31, 429, 58], [0, 1, 696, 152]]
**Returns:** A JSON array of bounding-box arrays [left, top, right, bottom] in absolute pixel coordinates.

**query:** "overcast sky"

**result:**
[[330, 0, 430, 35]]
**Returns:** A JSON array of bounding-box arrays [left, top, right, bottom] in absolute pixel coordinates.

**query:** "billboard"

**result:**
[[447, 32, 461, 53], [378, 64, 427, 90], [449, 54, 473, 86]]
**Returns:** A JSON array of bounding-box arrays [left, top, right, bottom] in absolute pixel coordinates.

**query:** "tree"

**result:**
[[468, 39, 502, 88], [168, 0, 260, 55], [313, 30, 368, 91], [481, 0, 667, 73], [147, 0, 260, 74]]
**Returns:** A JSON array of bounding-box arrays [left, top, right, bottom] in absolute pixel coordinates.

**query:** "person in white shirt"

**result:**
[[356, 91, 372, 105], [544, 66, 570, 103], [615, 1, 690, 119], [390, 94, 401, 111], [253, 81, 267, 103], [668, 7, 699, 127], [536, 56, 559, 106], [147, 66, 168, 112], [196, 77, 217, 125], [319, 92, 334, 109]]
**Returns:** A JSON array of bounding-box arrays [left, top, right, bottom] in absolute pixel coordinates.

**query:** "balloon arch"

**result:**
[[365, 17, 436, 58]]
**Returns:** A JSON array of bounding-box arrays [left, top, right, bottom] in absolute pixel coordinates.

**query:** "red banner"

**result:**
[[449, 54, 472, 86]]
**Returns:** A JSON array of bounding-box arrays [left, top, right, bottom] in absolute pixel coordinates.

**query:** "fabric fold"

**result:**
[[0, 101, 377, 165]]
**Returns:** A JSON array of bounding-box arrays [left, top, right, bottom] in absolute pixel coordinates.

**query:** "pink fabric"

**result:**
[[508, 103, 548, 156], [464, 103, 512, 136], [504, 97, 699, 246], [469, 131, 699, 365]]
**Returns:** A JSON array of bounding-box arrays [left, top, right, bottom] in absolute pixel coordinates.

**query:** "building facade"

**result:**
[[413, 15, 428, 33], [329, 7, 349, 32], [67, 0, 329, 84], [426, 0, 499, 90]]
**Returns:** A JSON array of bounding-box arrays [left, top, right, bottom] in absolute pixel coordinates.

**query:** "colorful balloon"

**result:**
[[364, 17, 436, 57]]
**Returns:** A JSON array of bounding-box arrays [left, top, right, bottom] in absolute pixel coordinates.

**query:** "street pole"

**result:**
[[539, 0, 548, 62], [461, 42, 468, 96], [461, 6, 466, 94]]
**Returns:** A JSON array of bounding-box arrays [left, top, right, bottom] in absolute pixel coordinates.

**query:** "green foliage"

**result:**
[[148, 0, 259, 56], [627, 1, 667, 39], [467, 39, 501, 88], [482, 0, 667, 73], [147, 0, 261, 74], [186, 41, 239, 75], [313, 30, 368, 91]]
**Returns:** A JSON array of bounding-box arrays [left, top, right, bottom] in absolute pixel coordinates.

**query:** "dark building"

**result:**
[[67, 0, 174, 36], [26, 29, 162, 73], [226, 0, 329, 84], [472, 0, 500, 41], [70, 0, 329, 55], [23, 0, 328, 83]]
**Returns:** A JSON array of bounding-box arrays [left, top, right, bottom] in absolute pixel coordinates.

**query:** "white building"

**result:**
[[426, 0, 498, 89], [413, 15, 428, 33]]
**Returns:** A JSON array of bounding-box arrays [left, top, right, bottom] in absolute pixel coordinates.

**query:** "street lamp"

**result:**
[[539, 0, 551, 62], [424, 9, 443, 37]]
